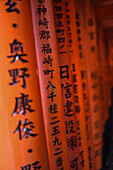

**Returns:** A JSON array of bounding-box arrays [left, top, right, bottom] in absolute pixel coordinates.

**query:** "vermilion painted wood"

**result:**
[[0, 1, 49, 169], [66, 0, 95, 169], [97, 26, 110, 135], [30, 0, 70, 169], [75, 0, 102, 169], [52, 0, 90, 169]]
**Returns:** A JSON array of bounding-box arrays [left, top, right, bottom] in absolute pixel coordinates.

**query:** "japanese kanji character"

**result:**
[[56, 13, 63, 19], [91, 71, 97, 79], [55, 6, 62, 11], [68, 23, 71, 29], [83, 93, 87, 100], [93, 94, 99, 101], [48, 104, 58, 114], [69, 33, 72, 39], [74, 95, 79, 103], [14, 119, 37, 140], [67, 136, 77, 150], [59, 51, 67, 54], [38, 17, 49, 29], [43, 55, 53, 66], [58, 37, 65, 44], [78, 36, 81, 42], [9, 68, 30, 88], [56, 157, 63, 168], [58, 37, 65, 48], [40, 30, 50, 40], [73, 84, 78, 94], [46, 81, 56, 102], [76, 13, 79, 20], [44, 69, 54, 79], [71, 64, 75, 72], [53, 136, 62, 146], [89, 32, 95, 40], [75, 105, 81, 113], [68, 26, 71, 31], [70, 157, 79, 169], [32, 161, 41, 169], [12, 93, 34, 116], [89, 162, 92, 169], [64, 100, 73, 117], [92, 82, 98, 89], [79, 44, 82, 50], [78, 136, 82, 144], [56, 29, 64, 36], [56, 20, 64, 28], [7, 39, 28, 63], [5, 0, 21, 14], [90, 46, 95, 52], [88, 18, 94, 26], [37, 5, 47, 15], [66, 14, 69, 19], [61, 83, 72, 99], [66, 9, 70, 13], [50, 116, 60, 125], [46, 81, 56, 90], [21, 161, 41, 170], [51, 126, 60, 136], [73, 74, 77, 82], [69, 39, 72, 45], [65, 1, 68, 6], [78, 141, 82, 147], [53, 148, 63, 156], [79, 52, 83, 58], [60, 65, 69, 79], [93, 104, 99, 113], [65, 120, 75, 134], [77, 29, 80, 35], [79, 151, 85, 168], [76, 21, 80, 27], [82, 82, 86, 90], [81, 70, 85, 79], [41, 44, 52, 54]]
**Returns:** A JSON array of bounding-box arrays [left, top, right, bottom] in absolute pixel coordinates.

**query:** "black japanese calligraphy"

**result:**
[[9, 68, 30, 88], [60, 65, 69, 79], [21, 161, 41, 170], [67, 136, 77, 150], [70, 157, 79, 169], [48, 104, 58, 114], [41, 44, 52, 54], [12, 93, 34, 116], [14, 119, 37, 140], [7, 39, 28, 63], [37, 5, 47, 16], [43, 55, 53, 66], [64, 100, 73, 117], [56, 156, 63, 168], [5, 0, 21, 14]]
